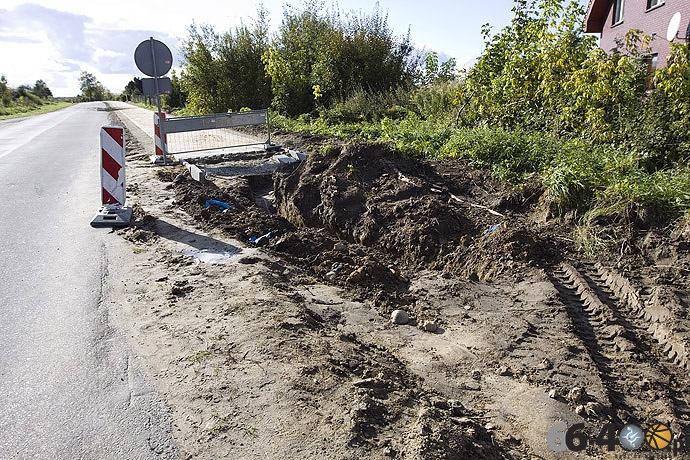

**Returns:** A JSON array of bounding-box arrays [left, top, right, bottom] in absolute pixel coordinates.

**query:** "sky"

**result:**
[[0, 1, 589, 97]]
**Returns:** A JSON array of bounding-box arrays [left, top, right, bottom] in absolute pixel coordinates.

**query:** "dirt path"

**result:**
[[107, 104, 690, 459]]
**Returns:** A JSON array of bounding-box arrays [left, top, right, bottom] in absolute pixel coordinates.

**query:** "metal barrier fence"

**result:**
[[160, 109, 272, 156]]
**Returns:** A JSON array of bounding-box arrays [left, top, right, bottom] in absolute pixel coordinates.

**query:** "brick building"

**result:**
[[584, 0, 690, 67]]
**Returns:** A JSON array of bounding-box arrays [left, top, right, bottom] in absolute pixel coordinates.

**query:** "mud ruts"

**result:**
[[598, 262, 689, 370], [550, 262, 690, 425]]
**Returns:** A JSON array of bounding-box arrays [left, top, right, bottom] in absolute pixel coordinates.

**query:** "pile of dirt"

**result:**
[[168, 137, 689, 327], [272, 143, 559, 280]]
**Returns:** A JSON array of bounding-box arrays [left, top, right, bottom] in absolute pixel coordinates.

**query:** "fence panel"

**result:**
[[161, 109, 272, 156]]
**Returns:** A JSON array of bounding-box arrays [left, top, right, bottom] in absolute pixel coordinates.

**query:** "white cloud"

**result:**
[[6, 4, 93, 61], [0, 0, 520, 97], [0, 3, 185, 96]]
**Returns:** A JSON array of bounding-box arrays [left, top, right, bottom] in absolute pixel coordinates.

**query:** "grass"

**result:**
[[272, 109, 690, 222], [208, 412, 231, 436], [241, 425, 257, 437], [186, 350, 213, 363], [208, 423, 230, 436], [131, 101, 159, 111], [0, 101, 73, 119]]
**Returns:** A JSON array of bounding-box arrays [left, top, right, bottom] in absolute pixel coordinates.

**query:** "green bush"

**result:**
[[441, 128, 562, 182], [182, 9, 271, 114], [262, 2, 416, 116]]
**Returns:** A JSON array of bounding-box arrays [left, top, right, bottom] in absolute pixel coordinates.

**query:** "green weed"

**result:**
[[242, 425, 257, 437], [186, 350, 212, 363]]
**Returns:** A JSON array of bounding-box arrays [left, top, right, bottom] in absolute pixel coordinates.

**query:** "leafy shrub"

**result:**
[[262, 1, 416, 116], [441, 128, 562, 182]]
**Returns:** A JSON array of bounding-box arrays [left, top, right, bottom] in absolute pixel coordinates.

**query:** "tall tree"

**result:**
[[181, 7, 271, 114], [78, 71, 106, 101], [181, 24, 226, 113], [164, 70, 187, 110], [122, 77, 143, 101], [32, 80, 53, 99], [0, 76, 11, 106]]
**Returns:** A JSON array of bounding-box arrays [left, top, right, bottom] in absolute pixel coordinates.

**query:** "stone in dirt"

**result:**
[[390, 309, 409, 325], [346, 266, 368, 284], [420, 320, 438, 332], [497, 366, 512, 376], [567, 387, 585, 405]]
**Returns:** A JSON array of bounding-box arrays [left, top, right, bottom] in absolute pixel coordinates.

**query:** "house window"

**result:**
[[613, 0, 625, 24], [647, 0, 664, 9]]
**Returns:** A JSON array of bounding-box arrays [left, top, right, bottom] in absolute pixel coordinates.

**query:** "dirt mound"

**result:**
[[273, 143, 555, 281], [274, 144, 478, 254], [168, 142, 563, 321]]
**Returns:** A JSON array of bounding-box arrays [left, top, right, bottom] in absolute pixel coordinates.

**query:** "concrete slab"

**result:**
[[274, 154, 297, 164], [90, 206, 133, 227], [181, 161, 206, 184]]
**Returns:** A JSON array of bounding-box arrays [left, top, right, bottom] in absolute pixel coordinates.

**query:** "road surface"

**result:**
[[0, 103, 177, 459]]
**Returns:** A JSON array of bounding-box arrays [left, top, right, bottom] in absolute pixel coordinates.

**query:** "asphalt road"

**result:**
[[0, 103, 177, 459]]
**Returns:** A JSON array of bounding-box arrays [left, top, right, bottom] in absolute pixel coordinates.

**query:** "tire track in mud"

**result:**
[[596, 262, 690, 370], [593, 263, 690, 427], [549, 263, 632, 421], [549, 262, 690, 425]]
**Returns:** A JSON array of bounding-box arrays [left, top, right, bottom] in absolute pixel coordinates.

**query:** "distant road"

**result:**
[[0, 102, 177, 459]]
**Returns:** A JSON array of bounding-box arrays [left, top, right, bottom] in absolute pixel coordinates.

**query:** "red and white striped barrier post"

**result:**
[[101, 126, 126, 205], [90, 126, 132, 227], [152, 111, 169, 164]]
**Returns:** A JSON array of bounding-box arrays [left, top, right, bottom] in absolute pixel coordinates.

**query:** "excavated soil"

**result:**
[[109, 107, 690, 460]]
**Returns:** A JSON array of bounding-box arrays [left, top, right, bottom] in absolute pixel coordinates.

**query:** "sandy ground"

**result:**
[[103, 103, 690, 459]]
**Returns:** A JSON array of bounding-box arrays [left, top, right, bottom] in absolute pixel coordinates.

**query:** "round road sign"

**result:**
[[134, 38, 173, 77]]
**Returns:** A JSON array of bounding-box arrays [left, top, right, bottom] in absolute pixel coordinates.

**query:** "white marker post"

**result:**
[[90, 126, 132, 227]]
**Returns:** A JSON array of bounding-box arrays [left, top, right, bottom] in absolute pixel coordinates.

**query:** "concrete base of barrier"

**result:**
[[178, 149, 307, 183], [274, 154, 298, 164], [90, 205, 133, 227], [150, 154, 174, 165]]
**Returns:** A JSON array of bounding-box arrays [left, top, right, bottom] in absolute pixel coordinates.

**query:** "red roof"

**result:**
[[584, 0, 612, 33]]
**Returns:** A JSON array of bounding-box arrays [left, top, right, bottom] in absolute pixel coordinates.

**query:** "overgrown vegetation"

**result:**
[[181, 10, 271, 114], [176, 0, 690, 239], [0, 75, 67, 117], [0, 77, 77, 118]]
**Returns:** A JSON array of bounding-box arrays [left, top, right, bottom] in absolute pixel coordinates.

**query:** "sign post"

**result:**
[[134, 37, 173, 164], [90, 126, 132, 227]]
